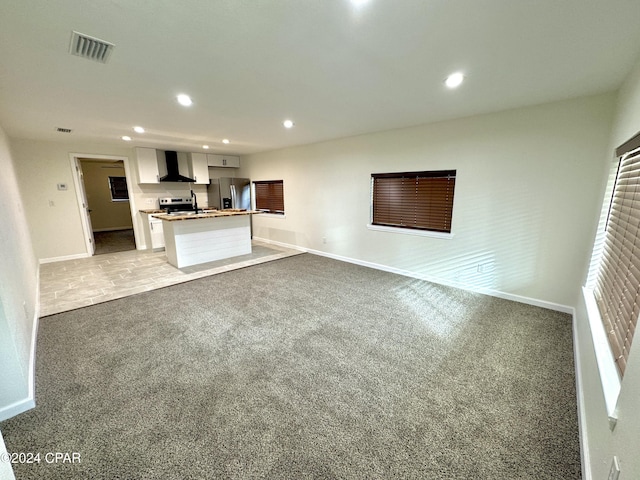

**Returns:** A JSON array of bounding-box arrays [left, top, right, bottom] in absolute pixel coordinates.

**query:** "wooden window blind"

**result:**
[[254, 180, 284, 214], [594, 149, 640, 376], [371, 170, 456, 233]]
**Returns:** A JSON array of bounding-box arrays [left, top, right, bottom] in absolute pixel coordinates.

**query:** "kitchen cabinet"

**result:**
[[159, 212, 257, 268], [141, 212, 165, 250], [135, 147, 161, 184], [149, 216, 164, 249], [187, 153, 210, 184], [207, 154, 240, 168]]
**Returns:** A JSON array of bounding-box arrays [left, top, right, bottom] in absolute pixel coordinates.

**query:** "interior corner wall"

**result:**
[[9, 139, 219, 260], [240, 93, 615, 309], [0, 124, 38, 421], [573, 57, 640, 479], [9, 140, 137, 260]]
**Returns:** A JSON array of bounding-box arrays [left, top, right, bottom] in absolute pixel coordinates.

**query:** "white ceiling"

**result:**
[[1, 0, 640, 155]]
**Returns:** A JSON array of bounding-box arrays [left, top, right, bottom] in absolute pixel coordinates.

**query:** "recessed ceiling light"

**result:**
[[222, 139, 230, 144], [445, 72, 465, 89], [202, 145, 209, 149], [351, 0, 370, 6], [121, 136, 132, 141], [133, 126, 145, 133], [177, 94, 193, 106], [283, 119, 294, 129]]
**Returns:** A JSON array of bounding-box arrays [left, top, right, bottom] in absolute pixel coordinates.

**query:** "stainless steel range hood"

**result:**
[[159, 150, 195, 183]]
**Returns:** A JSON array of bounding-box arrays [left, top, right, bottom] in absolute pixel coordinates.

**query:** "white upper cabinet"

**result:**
[[207, 154, 240, 168], [136, 148, 236, 184], [224, 155, 240, 168], [135, 147, 161, 183], [187, 153, 209, 184]]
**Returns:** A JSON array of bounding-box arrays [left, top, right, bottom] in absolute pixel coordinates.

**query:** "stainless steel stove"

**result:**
[[159, 197, 195, 214]]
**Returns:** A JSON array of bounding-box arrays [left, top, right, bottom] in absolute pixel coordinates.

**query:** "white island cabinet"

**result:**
[[157, 211, 259, 268]]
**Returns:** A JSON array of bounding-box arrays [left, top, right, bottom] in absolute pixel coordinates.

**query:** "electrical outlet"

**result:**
[[477, 263, 494, 274], [608, 456, 620, 480]]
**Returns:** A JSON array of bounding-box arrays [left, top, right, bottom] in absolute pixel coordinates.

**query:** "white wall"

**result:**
[[0, 124, 38, 421], [573, 58, 640, 479], [9, 140, 218, 259], [240, 93, 615, 309], [10, 140, 136, 260]]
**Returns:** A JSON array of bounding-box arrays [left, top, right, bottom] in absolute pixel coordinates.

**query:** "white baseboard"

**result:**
[[572, 311, 591, 480], [252, 236, 307, 252], [39, 252, 90, 264], [0, 397, 35, 423], [253, 237, 574, 314], [28, 266, 40, 409]]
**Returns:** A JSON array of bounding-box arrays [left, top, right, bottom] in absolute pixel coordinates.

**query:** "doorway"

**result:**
[[70, 154, 140, 256]]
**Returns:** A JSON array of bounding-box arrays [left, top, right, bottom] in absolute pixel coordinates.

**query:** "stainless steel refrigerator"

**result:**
[[207, 177, 251, 210]]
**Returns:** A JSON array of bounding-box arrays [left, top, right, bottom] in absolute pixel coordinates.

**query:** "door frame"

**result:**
[[69, 153, 140, 255], [74, 159, 95, 255]]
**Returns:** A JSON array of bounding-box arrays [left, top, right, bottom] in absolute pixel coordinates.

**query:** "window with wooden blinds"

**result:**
[[371, 170, 456, 233], [594, 149, 640, 376], [108, 176, 129, 201], [254, 180, 284, 214]]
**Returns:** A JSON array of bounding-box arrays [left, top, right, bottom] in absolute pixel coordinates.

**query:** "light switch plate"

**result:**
[[608, 456, 620, 480]]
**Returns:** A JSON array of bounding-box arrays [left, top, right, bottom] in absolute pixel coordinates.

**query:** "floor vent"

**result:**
[[56, 127, 73, 133], [69, 31, 114, 64]]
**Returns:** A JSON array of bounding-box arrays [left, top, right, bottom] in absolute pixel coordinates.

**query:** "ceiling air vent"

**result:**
[[56, 127, 72, 133], [69, 31, 114, 64]]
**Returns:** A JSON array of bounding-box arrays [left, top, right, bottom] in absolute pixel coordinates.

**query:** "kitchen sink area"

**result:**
[[139, 195, 261, 268]]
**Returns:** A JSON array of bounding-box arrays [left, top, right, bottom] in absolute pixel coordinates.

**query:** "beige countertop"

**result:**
[[151, 209, 262, 221], [139, 209, 166, 214]]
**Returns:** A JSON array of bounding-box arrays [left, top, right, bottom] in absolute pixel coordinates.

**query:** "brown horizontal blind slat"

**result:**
[[254, 180, 284, 214], [594, 151, 640, 377], [372, 171, 455, 233]]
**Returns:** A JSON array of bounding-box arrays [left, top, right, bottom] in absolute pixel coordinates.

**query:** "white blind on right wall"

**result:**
[[594, 150, 640, 376]]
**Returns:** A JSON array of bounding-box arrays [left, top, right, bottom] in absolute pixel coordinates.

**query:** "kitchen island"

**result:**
[[153, 209, 261, 268]]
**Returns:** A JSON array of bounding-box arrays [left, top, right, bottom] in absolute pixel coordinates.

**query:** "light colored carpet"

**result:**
[[0, 254, 581, 479]]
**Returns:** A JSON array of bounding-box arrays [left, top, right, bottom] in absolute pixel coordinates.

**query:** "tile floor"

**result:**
[[39, 240, 303, 317]]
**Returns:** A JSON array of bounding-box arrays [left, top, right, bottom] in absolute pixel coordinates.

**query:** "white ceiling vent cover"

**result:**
[[69, 31, 114, 64]]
